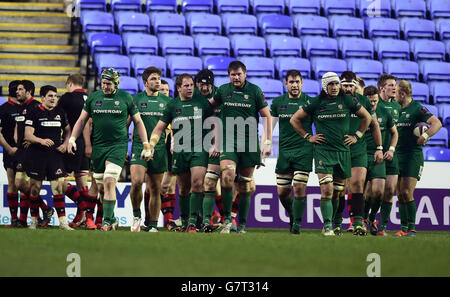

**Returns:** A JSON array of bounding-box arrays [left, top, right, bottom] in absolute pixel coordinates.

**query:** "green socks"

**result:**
[[178, 194, 190, 227], [406, 200, 416, 231], [202, 191, 216, 225], [238, 192, 252, 229], [221, 186, 233, 223], [133, 208, 141, 218], [369, 198, 382, 223], [103, 199, 116, 225], [398, 201, 409, 232], [320, 197, 333, 229], [292, 197, 306, 231], [188, 192, 203, 225], [379, 201, 392, 231]]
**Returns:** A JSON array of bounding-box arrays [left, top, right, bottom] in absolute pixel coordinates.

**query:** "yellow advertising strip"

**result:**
[[0, 44, 73, 50], [0, 65, 80, 71], [0, 54, 76, 60], [0, 22, 65, 28], [0, 76, 67, 81], [0, 12, 68, 17], [0, 32, 68, 38], [0, 2, 64, 8]]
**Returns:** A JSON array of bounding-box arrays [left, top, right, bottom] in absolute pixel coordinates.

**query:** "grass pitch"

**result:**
[[1, 226, 449, 277]]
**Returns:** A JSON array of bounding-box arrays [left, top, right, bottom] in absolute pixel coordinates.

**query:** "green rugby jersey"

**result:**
[[302, 92, 361, 152], [83, 89, 138, 147], [349, 93, 374, 154], [365, 104, 394, 154], [161, 93, 214, 152], [270, 92, 313, 152], [213, 81, 268, 151], [378, 96, 401, 151], [396, 100, 433, 154], [132, 91, 170, 150]]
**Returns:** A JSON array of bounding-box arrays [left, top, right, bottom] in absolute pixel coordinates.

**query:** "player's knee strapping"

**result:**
[[293, 171, 310, 185], [220, 164, 236, 172], [238, 175, 252, 192], [333, 181, 345, 192], [276, 174, 292, 188], [205, 170, 220, 180], [103, 163, 122, 182], [319, 175, 333, 185], [93, 173, 104, 185]]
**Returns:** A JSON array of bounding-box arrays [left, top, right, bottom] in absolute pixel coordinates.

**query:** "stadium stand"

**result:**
[[286, 0, 321, 15], [275, 57, 311, 79], [119, 75, 139, 94], [110, 0, 141, 12], [123, 33, 158, 55], [239, 56, 274, 78], [375, 38, 410, 60], [114, 11, 150, 34], [131, 55, 167, 77], [159, 34, 194, 55], [302, 36, 338, 58], [266, 35, 302, 57], [215, 0, 249, 14], [338, 37, 373, 59], [186, 13, 222, 34], [222, 13, 257, 35], [203, 56, 235, 76], [410, 81, 430, 103], [166, 55, 202, 76], [329, 15, 364, 38], [392, 0, 427, 18], [410, 39, 446, 61], [383, 60, 419, 81], [230, 35, 266, 56], [357, 0, 391, 17], [294, 14, 329, 36], [347, 59, 383, 80], [425, 148, 450, 161]]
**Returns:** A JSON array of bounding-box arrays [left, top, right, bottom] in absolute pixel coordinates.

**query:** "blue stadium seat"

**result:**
[[436, 19, 450, 40], [311, 57, 347, 79], [425, 147, 450, 161], [259, 14, 294, 35], [429, 82, 450, 103], [186, 13, 221, 35], [203, 56, 235, 76], [76, 0, 107, 11], [275, 57, 311, 79], [247, 78, 283, 99], [95, 53, 131, 76], [392, 0, 426, 18], [151, 12, 185, 34], [230, 35, 266, 56], [422, 103, 438, 118], [301, 79, 321, 97], [145, 0, 177, 12], [266, 35, 301, 57], [167, 55, 202, 76], [119, 76, 139, 94], [401, 18, 435, 39], [195, 34, 230, 56], [420, 61, 450, 82], [329, 15, 364, 38], [347, 58, 382, 80], [294, 14, 329, 36], [89, 32, 122, 56], [215, 0, 249, 13], [181, 0, 213, 13], [131, 54, 166, 76], [222, 13, 257, 35], [383, 59, 419, 81], [446, 40, 450, 60], [438, 103, 450, 125], [159, 34, 194, 55], [139, 76, 175, 96], [214, 76, 231, 86], [286, 0, 320, 15], [114, 11, 150, 34], [375, 38, 409, 60], [428, 0, 450, 18], [0, 96, 6, 105], [302, 36, 338, 58], [365, 17, 400, 39], [358, 0, 391, 17], [250, 0, 284, 14], [338, 37, 373, 59], [238, 57, 274, 78], [323, 0, 356, 16], [410, 39, 445, 61], [123, 33, 157, 55], [111, 0, 141, 12], [427, 127, 448, 147], [80, 11, 114, 33], [410, 81, 430, 103]]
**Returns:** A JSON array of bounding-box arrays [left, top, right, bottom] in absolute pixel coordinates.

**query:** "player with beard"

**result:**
[[270, 70, 314, 234], [290, 72, 371, 236]]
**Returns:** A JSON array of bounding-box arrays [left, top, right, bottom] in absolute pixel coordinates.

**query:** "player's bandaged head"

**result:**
[[321, 72, 340, 94], [101, 68, 120, 88]]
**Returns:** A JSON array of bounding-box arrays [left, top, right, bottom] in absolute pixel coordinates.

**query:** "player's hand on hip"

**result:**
[[344, 135, 357, 146], [383, 150, 394, 162], [309, 134, 326, 144], [374, 150, 384, 164]]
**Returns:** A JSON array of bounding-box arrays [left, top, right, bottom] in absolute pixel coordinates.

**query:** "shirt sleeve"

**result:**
[[302, 96, 317, 115], [24, 107, 36, 128], [161, 100, 173, 124], [386, 110, 394, 129], [255, 86, 268, 111], [417, 103, 433, 123], [270, 98, 278, 117], [346, 95, 362, 114], [127, 93, 139, 116], [83, 93, 93, 115], [204, 99, 215, 118], [213, 86, 223, 106]]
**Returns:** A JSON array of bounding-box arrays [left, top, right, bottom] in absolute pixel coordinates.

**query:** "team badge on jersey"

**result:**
[[244, 94, 249, 100], [95, 101, 102, 107], [338, 104, 343, 110], [159, 103, 164, 109], [140, 103, 147, 109], [176, 109, 182, 115], [54, 115, 61, 120], [114, 101, 120, 106]]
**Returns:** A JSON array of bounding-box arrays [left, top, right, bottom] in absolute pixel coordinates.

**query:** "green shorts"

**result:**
[[385, 153, 399, 176], [314, 149, 351, 179], [276, 148, 313, 174], [351, 150, 368, 168], [171, 151, 209, 174], [366, 154, 386, 180], [220, 151, 261, 168], [91, 144, 127, 174], [208, 156, 220, 166], [397, 151, 424, 181], [130, 143, 168, 174]]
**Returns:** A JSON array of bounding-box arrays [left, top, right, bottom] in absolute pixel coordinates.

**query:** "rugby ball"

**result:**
[[413, 122, 429, 137]]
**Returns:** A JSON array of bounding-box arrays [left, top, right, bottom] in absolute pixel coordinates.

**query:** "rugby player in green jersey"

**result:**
[[290, 72, 371, 236], [363, 86, 398, 236], [208, 61, 272, 234], [376, 74, 402, 234], [393, 80, 442, 237], [68, 68, 152, 231], [148, 73, 216, 233], [270, 70, 313, 234], [128, 67, 170, 232], [334, 71, 383, 236]]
